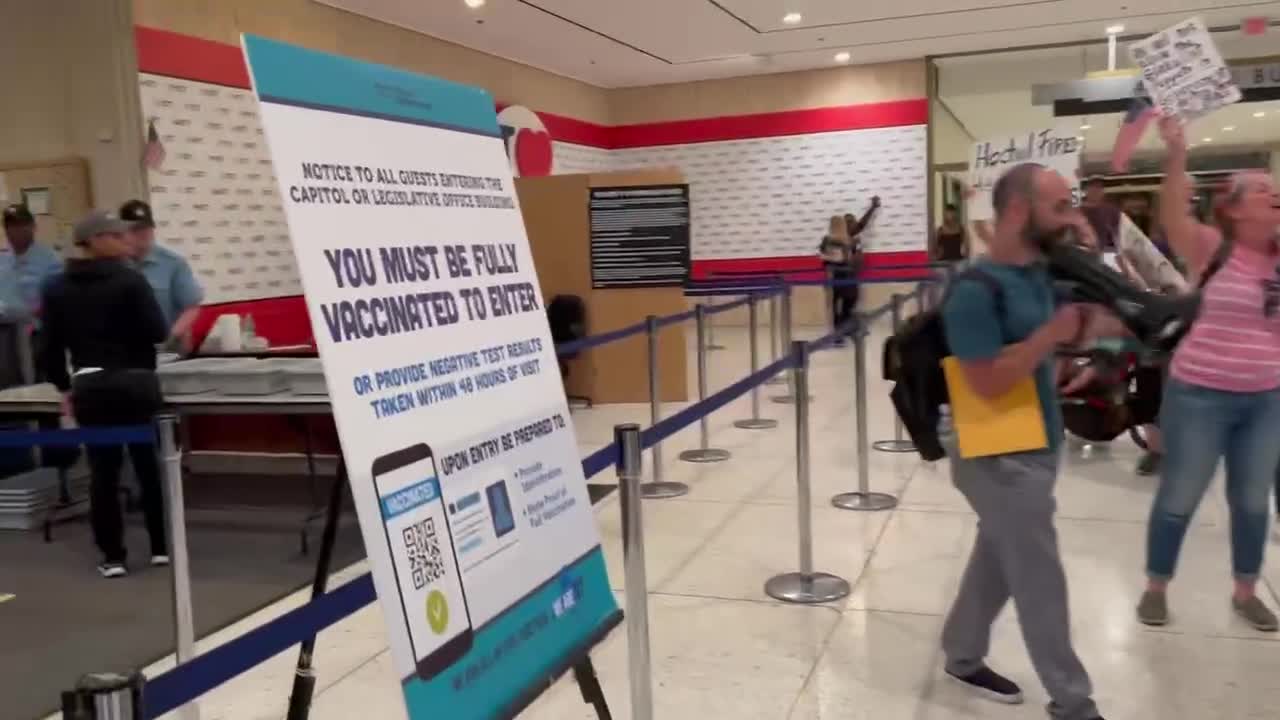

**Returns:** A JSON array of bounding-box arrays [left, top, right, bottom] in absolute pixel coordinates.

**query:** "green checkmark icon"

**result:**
[[426, 590, 449, 635]]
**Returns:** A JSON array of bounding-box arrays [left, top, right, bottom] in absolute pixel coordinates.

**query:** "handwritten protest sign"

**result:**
[[967, 123, 1081, 221], [1129, 17, 1241, 120]]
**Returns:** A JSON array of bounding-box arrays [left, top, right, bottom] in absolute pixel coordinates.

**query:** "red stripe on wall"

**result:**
[[691, 251, 934, 282], [135, 26, 251, 88], [609, 99, 928, 148]]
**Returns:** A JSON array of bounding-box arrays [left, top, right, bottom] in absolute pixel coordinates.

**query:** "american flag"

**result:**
[[143, 119, 166, 170], [1110, 96, 1155, 173]]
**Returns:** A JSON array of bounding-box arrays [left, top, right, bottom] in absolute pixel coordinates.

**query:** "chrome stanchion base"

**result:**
[[640, 481, 690, 499], [831, 491, 899, 511], [733, 418, 779, 430], [871, 439, 916, 453], [678, 448, 731, 463], [764, 571, 851, 604]]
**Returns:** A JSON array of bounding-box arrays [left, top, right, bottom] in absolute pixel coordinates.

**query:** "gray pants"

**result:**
[[941, 450, 1098, 720]]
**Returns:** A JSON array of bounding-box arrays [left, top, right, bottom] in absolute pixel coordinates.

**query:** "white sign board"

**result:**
[[242, 35, 617, 719], [966, 124, 1082, 221], [1129, 16, 1241, 120]]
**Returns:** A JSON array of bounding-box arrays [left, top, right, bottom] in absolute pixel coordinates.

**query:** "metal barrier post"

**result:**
[[771, 287, 809, 404], [158, 415, 200, 720], [641, 316, 688, 498], [617, 424, 654, 720], [679, 305, 730, 463], [734, 295, 778, 430], [765, 342, 851, 604], [832, 326, 899, 512], [765, 293, 785, 385], [705, 300, 725, 351], [871, 294, 915, 453], [61, 672, 145, 720]]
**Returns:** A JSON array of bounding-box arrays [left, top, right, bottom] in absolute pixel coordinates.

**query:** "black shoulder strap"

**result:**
[[1198, 236, 1234, 290]]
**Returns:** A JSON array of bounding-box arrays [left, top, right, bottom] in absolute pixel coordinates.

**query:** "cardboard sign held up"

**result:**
[[1129, 17, 1242, 120], [966, 123, 1082, 222]]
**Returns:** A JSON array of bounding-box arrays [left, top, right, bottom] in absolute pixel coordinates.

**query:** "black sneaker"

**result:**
[[97, 562, 128, 579], [945, 666, 1024, 704]]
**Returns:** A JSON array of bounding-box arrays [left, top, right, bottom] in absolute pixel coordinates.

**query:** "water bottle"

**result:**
[[937, 403, 955, 456]]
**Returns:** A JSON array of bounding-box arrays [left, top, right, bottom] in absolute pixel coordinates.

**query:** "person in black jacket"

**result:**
[[41, 210, 169, 579]]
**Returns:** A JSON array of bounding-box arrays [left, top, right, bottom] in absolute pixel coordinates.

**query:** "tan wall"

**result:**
[[0, 0, 145, 216], [610, 61, 927, 124], [132, 0, 612, 125]]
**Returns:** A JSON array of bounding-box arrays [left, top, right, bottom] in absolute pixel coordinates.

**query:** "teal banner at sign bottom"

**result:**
[[402, 547, 617, 719]]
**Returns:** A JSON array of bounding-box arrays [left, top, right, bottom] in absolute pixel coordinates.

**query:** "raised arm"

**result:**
[[1156, 115, 1216, 274], [852, 196, 881, 235]]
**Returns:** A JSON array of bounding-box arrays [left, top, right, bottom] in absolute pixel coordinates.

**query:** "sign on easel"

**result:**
[[966, 124, 1082, 221], [1129, 16, 1242, 120], [241, 35, 618, 719]]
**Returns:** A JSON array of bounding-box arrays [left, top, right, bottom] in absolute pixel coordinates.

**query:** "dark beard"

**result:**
[[1023, 216, 1071, 251]]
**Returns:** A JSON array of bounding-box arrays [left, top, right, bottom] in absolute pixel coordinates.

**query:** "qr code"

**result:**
[[403, 517, 445, 590]]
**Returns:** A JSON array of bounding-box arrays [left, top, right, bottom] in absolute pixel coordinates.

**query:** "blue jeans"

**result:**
[[1146, 378, 1280, 581]]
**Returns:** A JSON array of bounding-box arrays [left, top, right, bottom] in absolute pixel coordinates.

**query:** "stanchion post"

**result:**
[[61, 672, 145, 720], [734, 295, 778, 430], [831, 326, 900, 512], [770, 286, 809, 404], [158, 415, 200, 720], [640, 315, 688, 498], [765, 292, 785, 385], [617, 424, 654, 720], [871, 294, 915, 454], [705, 299, 725, 351], [765, 342, 851, 604], [679, 305, 730, 463]]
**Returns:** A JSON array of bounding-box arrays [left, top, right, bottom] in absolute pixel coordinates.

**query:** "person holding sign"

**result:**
[[940, 163, 1117, 720], [1137, 115, 1280, 632]]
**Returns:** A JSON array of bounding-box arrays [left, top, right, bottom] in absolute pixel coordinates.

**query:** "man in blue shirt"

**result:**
[[939, 164, 1110, 720], [1, 204, 63, 320], [119, 200, 204, 351]]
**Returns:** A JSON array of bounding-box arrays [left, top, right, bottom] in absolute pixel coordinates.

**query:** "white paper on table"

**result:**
[[1128, 16, 1241, 121], [966, 122, 1082, 221]]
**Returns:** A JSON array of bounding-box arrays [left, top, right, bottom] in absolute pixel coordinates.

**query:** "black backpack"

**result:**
[[882, 270, 1004, 461]]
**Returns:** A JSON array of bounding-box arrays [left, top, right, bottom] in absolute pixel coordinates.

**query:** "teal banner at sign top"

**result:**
[[240, 34, 501, 137]]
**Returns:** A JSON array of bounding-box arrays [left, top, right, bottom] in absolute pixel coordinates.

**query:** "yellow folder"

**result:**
[[941, 356, 1048, 458]]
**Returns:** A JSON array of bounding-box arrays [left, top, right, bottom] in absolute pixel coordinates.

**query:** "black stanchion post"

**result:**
[[641, 315, 688, 498], [617, 424, 654, 720], [60, 672, 145, 720], [286, 460, 348, 720], [734, 295, 778, 430], [771, 286, 810, 404], [679, 305, 730, 463], [765, 342, 851, 604], [832, 323, 900, 512], [871, 294, 916, 454]]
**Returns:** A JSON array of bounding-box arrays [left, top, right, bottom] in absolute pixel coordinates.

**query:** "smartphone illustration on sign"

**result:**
[[372, 444, 473, 681]]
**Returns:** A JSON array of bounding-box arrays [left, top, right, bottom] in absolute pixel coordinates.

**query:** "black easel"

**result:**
[[282, 460, 617, 720]]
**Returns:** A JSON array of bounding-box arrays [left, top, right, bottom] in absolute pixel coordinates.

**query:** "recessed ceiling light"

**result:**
[[1076, 136, 1085, 142], [1223, 125, 1236, 132], [464, 0, 485, 7], [1080, 124, 1091, 130], [1254, 111, 1267, 118], [1202, 137, 1213, 143], [1106, 24, 1125, 34], [783, 12, 803, 24], [834, 51, 851, 63]]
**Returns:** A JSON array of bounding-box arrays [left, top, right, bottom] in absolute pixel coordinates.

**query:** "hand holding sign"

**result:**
[[1129, 17, 1241, 121]]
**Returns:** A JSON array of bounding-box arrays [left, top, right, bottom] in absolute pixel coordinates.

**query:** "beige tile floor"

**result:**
[[104, 321, 1280, 720]]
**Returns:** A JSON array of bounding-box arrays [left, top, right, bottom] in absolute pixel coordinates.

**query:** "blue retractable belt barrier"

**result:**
[[580, 443, 618, 480], [0, 425, 155, 448], [640, 355, 793, 450]]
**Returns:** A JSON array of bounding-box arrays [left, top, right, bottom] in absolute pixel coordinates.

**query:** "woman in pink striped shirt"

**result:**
[[1137, 116, 1280, 631]]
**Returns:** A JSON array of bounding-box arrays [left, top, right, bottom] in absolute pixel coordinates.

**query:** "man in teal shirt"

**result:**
[[119, 200, 204, 350], [939, 164, 1115, 720], [1, 204, 63, 320]]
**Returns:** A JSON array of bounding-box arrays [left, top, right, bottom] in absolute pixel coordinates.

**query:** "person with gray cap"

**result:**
[[40, 210, 168, 578]]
